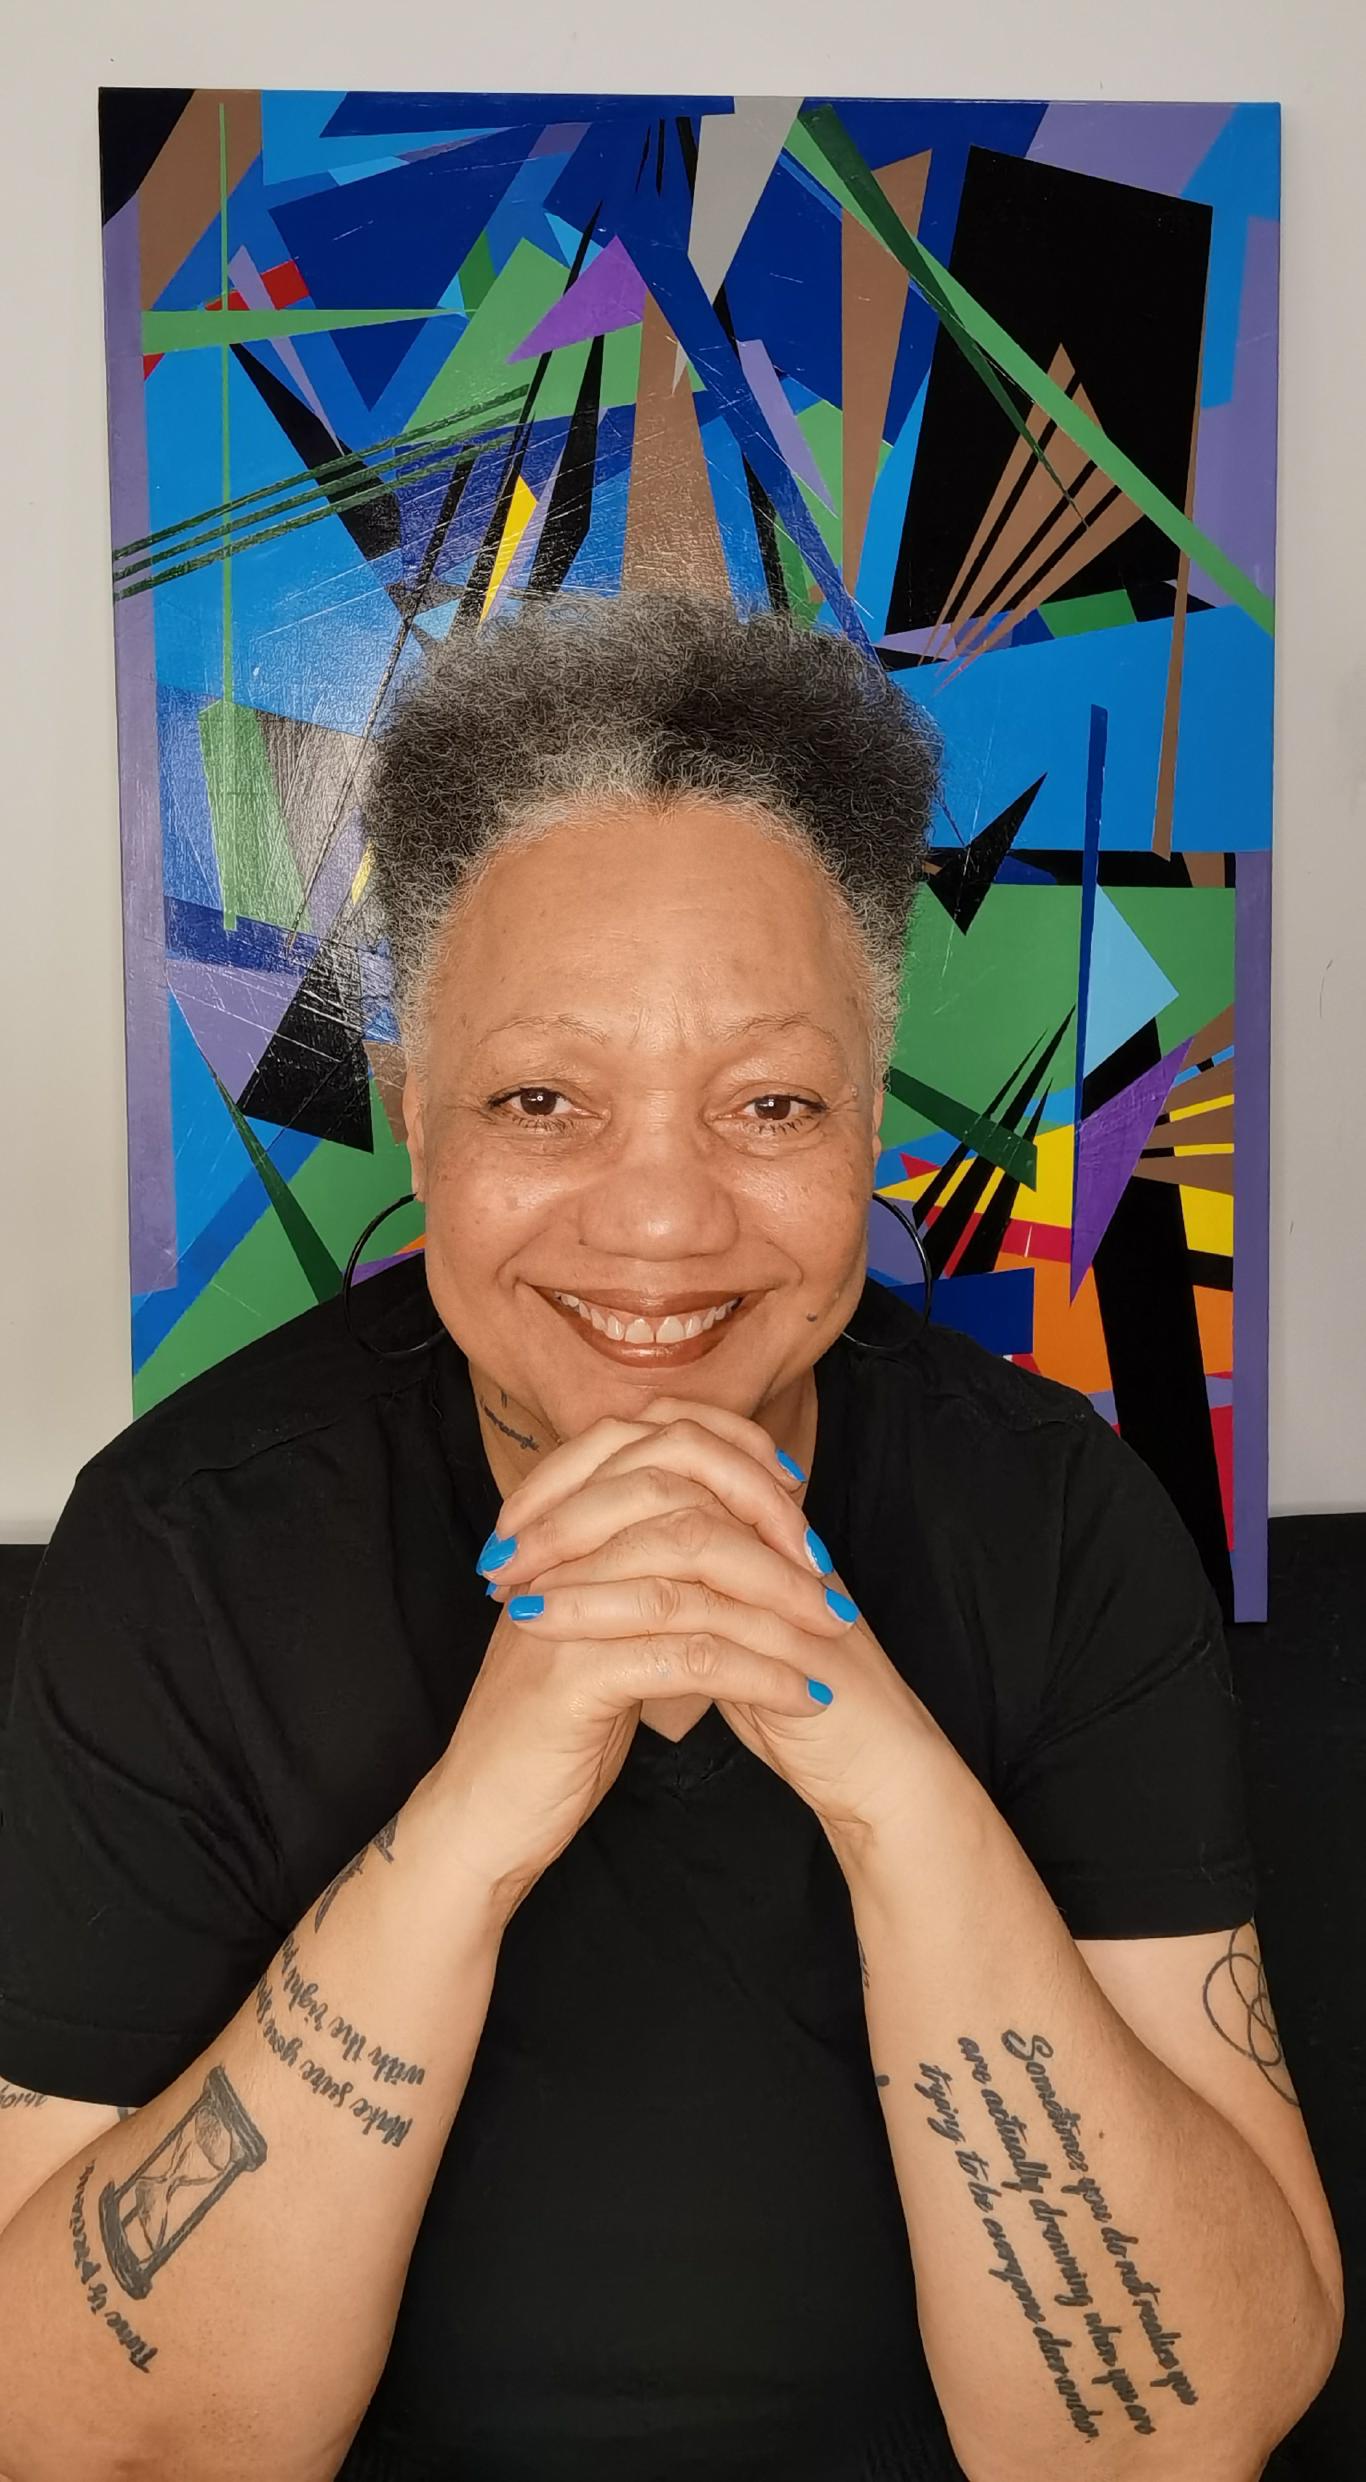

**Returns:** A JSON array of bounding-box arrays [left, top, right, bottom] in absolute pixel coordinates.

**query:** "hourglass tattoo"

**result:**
[[97, 2068, 267, 2300], [1202, 1923, 1300, 2106]]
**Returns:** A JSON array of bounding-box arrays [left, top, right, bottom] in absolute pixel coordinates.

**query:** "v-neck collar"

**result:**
[[433, 1298, 858, 1799]]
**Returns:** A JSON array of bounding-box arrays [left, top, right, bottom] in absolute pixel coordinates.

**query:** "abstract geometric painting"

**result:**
[[98, 91, 1279, 1618]]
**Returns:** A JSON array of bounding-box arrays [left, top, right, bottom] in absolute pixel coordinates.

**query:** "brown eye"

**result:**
[[487, 1087, 574, 1126], [743, 1095, 825, 1133]]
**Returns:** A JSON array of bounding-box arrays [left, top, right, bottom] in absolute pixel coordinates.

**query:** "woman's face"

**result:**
[[403, 798, 883, 1455]]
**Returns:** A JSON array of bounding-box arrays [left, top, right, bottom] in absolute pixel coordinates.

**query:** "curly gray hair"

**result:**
[[365, 590, 940, 1093]]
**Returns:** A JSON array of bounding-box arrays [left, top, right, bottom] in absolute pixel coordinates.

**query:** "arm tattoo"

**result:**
[[1202, 1924, 1300, 2106], [254, 1929, 422, 2151], [0, 2081, 46, 2110], [313, 1811, 399, 1932], [914, 2029, 1198, 2447], [69, 2070, 266, 2370], [97, 2068, 267, 2302]]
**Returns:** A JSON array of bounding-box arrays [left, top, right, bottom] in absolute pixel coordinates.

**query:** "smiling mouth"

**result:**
[[539, 1288, 751, 1352]]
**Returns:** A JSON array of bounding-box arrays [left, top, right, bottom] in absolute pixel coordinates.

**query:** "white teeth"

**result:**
[[551, 1291, 742, 1345]]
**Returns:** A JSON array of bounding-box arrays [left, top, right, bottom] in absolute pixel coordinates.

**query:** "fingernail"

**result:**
[[507, 1594, 544, 1620], [478, 1531, 517, 1573], [824, 1586, 859, 1623], [804, 1526, 834, 1576], [807, 1678, 834, 1705], [485, 1579, 499, 1598], [776, 1447, 806, 1481]]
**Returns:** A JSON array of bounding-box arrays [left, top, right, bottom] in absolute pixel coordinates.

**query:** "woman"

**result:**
[[0, 594, 1340, 2482]]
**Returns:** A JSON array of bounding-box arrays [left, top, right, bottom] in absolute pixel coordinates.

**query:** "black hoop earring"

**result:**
[[341, 1193, 445, 1361], [839, 1189, 935, 1354]]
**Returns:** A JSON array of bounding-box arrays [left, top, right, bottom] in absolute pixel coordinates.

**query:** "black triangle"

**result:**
[[926, 775, 1046, 933], [99, 90, 194, 225], [237, 938, 373, 1152]]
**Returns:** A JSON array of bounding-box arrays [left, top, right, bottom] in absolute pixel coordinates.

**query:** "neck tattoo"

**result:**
[[478, 1396, 541, 1454]]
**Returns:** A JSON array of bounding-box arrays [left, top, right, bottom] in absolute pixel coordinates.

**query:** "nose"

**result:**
[[574, 1107, 743, 1259]]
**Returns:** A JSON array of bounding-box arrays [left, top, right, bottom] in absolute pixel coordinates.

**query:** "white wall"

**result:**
[[2, 0, 1363, 1540]]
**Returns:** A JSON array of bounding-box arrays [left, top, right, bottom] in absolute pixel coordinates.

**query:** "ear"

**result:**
[[402, 1066, 427, 1202]]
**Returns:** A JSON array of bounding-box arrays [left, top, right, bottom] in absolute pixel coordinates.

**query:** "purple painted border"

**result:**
[[1233, 849, 1272, 1620], [104, 194, 176, 1296]]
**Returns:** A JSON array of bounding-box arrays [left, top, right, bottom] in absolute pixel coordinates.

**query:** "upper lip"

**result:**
[[540, 1286, 747, 1316]]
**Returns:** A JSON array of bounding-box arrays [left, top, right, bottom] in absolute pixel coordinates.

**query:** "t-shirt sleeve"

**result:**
[[994, 1405, 1259, 1942], [0, 1456, 284, 2105]]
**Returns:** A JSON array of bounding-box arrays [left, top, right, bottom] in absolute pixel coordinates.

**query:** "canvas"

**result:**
[[98, 91, 1279, 1619]]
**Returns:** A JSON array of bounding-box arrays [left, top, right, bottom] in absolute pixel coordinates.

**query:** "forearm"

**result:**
[[0, 1757, 506, 2482], [831, 1736, 1336, 2482]]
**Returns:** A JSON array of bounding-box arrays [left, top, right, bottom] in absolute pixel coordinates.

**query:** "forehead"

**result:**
[[434, 800, 861, 1046]]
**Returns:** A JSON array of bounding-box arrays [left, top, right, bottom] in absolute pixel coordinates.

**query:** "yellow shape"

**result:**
[[1010, 1124, 1074, 1229], [482, 475, 538, 620], [350, 846, 374, 907], [1181, 1185, 1233, 1256]]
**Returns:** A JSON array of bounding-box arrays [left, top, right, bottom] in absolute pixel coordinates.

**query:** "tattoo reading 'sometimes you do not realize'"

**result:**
[[63, 1823, 422, 2370], [915, 2028, 1197, 2448]]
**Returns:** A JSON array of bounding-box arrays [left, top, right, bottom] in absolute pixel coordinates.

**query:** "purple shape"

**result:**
[[105, 195, 177, 1296], [736, 338, 832, 506], [167, 958, 303, 1101], [508, 236, 644, 361], [1071, 1040, 1194, 1296], [1191, 214, 1280, 607], [529, 121, 589, 161], [1027, 103, 1234, 196], [1232, 850, 1271, 1621], [229, 244, 337, 438], [880, 626, 966, 659]]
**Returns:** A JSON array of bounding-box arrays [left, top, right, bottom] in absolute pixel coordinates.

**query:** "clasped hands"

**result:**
[[475, 1390, 935, 1854]]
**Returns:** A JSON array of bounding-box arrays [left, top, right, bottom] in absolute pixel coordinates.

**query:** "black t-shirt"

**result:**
[[0, 1264, 1257, 2482]]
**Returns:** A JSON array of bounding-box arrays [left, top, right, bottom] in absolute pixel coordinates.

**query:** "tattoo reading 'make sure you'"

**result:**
[[255, 1930, 424, 2149], [912, 2030, 1199, 2448]]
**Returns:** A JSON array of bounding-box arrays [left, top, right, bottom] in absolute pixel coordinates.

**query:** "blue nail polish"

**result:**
[[478, 1531, 517, 1573], [485, 1580, 499, 1598], [804, 1526, 834, 1576], [824, 1586, 859, 1623], [507, 1594, 544, 1620], [807, 1678, 834, 1705], [776, 1447, 806, 1481]]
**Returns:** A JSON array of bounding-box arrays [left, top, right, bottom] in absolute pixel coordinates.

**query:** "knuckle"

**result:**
[[642, 1463, 677, 1509], [679, 1632, 721, 1679], [642, 1573, 683, 1629], [666, 1503, 712, 1560]]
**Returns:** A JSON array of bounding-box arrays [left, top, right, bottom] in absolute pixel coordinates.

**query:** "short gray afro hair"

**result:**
[[365, 589, 941, 1089]]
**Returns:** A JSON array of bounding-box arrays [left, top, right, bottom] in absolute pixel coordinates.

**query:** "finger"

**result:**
[[567, 1629, 834, 1722], [493, 1415, 660, 1537], [635, 1393, 808, 1493], [491, 1396, 805, 1540], [492, 1503, 852, 1641], [479, 1432, 819, 1590], [501, 1572, 860, 1670]]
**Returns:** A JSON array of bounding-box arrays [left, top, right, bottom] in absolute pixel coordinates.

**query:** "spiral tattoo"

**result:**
[[1202, 1924, 1300, 2106]]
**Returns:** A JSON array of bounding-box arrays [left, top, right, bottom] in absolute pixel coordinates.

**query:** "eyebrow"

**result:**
[[476, 1010, 844, 1051]]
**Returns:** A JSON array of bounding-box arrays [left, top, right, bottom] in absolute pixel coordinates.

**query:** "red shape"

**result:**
[[143, 354, 163, 379], [1000, 1218, 1070, 1264], [1210, 1402, 1235, 1548], [263, 259, 308, 308]]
